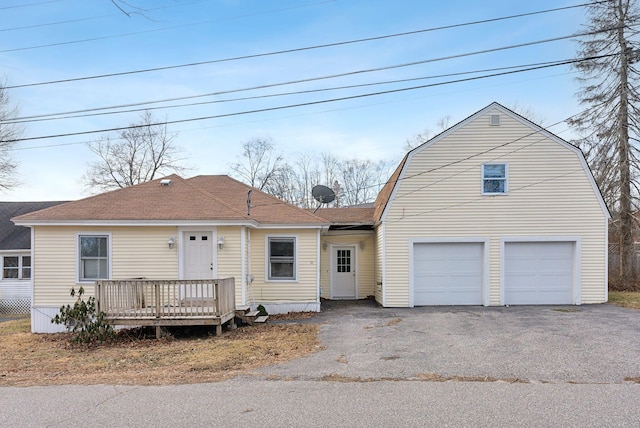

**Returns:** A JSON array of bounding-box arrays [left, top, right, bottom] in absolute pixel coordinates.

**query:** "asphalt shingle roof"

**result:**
[[0, 201, 67, 249], [13, 175, 328, 226]]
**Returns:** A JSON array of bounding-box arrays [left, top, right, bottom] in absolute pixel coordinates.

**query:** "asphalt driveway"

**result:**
[[260, 300, 640, 384]]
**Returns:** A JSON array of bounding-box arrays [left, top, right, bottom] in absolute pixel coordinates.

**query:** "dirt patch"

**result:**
[[320, 373, 530, 383], [0, 317, 319, 387], [269, 311, 318, 321], [415, 373, 530, 383]]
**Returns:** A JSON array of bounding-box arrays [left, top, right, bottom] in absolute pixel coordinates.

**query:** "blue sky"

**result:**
[[1, 0, 589, 201]]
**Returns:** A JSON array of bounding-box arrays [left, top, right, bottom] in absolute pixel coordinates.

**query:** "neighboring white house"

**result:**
[[0, 201, 66, 314]]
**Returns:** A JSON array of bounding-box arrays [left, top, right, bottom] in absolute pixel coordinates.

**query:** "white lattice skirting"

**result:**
[[0, 299, 30, 314]]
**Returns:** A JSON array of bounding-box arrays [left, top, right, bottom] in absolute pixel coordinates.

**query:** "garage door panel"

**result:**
[[504, 242, 574, 305], [413, 242, 484, 306]]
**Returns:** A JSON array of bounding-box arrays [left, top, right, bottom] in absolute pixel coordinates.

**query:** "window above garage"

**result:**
[[482, 163, 508, 194]]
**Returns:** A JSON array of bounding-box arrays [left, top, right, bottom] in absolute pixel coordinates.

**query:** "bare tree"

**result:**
[[509, 102, 546, 125], [567, 0, 640, 284], [83, 111, 188, 192], [404, 115, 452, 150], [230, 138, 285, 191], [231, 139, 395, 208], [0, 82, 21, 191]]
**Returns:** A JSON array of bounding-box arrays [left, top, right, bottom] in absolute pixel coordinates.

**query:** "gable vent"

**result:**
[[489, 114, 501, 126]]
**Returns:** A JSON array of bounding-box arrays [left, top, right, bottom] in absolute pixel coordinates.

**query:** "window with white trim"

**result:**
[[268, 237, 296, 281], [79, 235, 109, 281], [482, 163, 507, 194], [2, 255, 30, 280]]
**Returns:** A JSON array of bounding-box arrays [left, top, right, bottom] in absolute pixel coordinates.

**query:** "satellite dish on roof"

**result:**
[[312, 185, 336, 204]]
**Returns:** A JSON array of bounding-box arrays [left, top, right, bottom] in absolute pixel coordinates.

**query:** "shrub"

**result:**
[[257, 304, 268, 316], [51, 287, 114, 344]]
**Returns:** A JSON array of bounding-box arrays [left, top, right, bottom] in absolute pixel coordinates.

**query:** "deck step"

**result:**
[[236, 305, 250, 313], [254, 315, 269, 323], [245, 310, 260, 318]]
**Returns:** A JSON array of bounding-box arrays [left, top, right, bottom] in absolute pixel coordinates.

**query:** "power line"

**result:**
[[0, 0, 338, 54], [0, 0, 61, 10], [3, 1, 603, 89], [5, 57, 600, 125], [8, 59, 588, 143], [2, 29, 619, 127]]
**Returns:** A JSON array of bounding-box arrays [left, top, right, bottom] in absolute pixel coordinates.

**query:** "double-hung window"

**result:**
[[79, 235, 109, 281], [268, 237, 296, 281], [482, 163, 507, 194], [2, 255, 31, 280]]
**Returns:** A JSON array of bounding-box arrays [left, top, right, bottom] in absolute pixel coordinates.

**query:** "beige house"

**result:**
[[14, 176, 335, 332], [14, 102, 609, 333]]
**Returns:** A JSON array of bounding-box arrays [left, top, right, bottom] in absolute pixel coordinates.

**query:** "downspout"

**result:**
[[241, 226, 246, 305], [247, 228, 252, 306], [381, 223, 386, 307], [604, 217, 609, 303], [29, 226, 35, 333], [317, 228, 322, 310]]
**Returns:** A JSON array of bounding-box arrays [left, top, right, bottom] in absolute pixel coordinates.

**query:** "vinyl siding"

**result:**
[[248, 228, 319, 304], [0, 250, 30, 301], [33, 226, 178, 306], [374, 224, 384, 305], [319, 231, 375, 299], [381, 108, 607, 306], [216, 226, 244, 305], [0, 280, 30, 299]]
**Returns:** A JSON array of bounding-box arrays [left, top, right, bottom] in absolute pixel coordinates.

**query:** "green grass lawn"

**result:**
[[608, 291, 640, 309]]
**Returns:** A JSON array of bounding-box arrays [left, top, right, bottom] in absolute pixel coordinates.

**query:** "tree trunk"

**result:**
[[617, 2, 635, 284]]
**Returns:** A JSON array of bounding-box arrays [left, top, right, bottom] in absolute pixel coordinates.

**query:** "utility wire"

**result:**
[[0, 0, 208, 32], [5, 57, 609, 125], [2, 52, 616, 141], [2, 26, 620, 125], [0, 0, 61, 10], [7, 59, 587, 143], [0, 0, 337, 53], [3, 1, 603, 89]]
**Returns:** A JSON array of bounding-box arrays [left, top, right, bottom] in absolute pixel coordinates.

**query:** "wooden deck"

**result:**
[[95, 278, 236, 337]]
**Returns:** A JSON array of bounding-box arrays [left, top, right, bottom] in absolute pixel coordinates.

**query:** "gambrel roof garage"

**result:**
[[372, 102, 609, 307]]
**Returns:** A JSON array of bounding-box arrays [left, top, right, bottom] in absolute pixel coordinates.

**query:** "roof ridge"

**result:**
[[182, 176, 250, 219]]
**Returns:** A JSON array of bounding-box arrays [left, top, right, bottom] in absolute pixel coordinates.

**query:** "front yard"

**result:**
[[0, 317, 319, 387]]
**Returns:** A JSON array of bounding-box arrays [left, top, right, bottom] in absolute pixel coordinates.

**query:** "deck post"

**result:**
[[155, 282, 160, 318], [156, 326, 162, 339]]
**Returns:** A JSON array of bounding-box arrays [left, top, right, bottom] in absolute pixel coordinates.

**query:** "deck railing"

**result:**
[[95, 278, 235, 320]]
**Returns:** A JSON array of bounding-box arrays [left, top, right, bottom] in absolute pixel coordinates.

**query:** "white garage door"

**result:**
[[413, 242, 484, 305], [504, 241, 574, 305]]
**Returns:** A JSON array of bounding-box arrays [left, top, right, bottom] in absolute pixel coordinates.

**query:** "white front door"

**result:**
[[331, 246, 356, 299], [184, 232, 213, 279]]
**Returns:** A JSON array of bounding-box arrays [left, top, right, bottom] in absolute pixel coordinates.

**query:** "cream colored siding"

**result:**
[[216, 226, 244, 305], [319, 232, 375, 299], [248, 229, 319, 304], [111, 227, 178, 279], [381, 108, 607, 306], [374, 224, 384, 305], [33, 226, 178, 306]]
